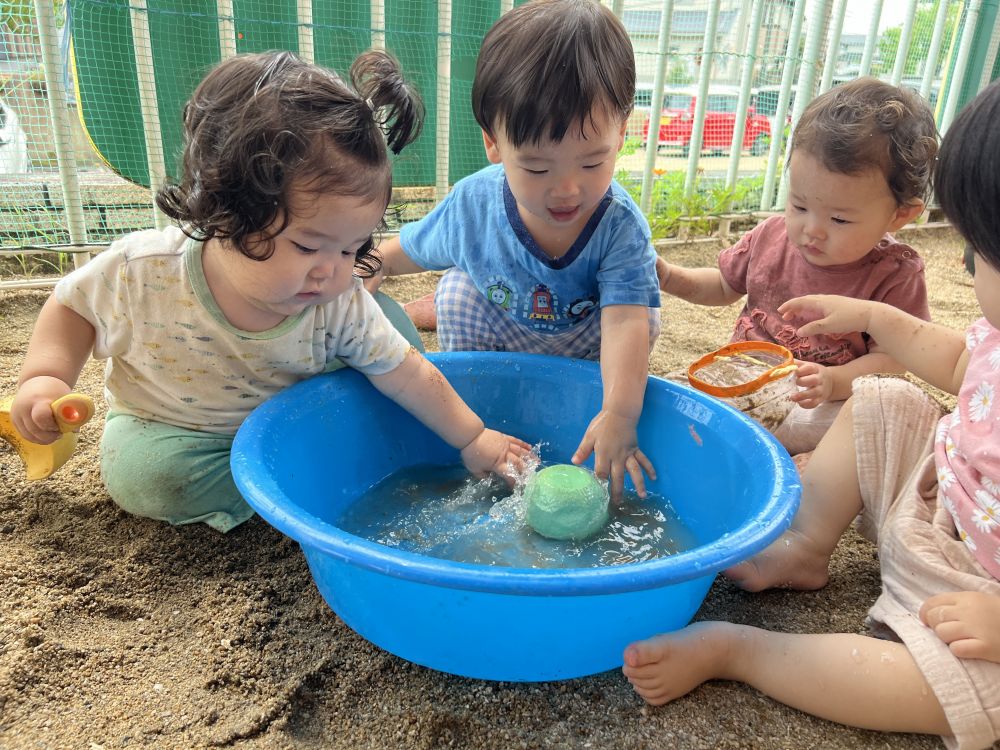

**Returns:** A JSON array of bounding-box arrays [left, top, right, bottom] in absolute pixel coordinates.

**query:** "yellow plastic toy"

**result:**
[[0, 394, 95, 480]]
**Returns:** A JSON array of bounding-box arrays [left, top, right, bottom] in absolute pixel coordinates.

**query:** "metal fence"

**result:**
[[1, 0, 998, 289]]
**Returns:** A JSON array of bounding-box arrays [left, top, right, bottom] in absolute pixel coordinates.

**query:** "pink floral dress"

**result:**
[[935, 318, 1000, 580]]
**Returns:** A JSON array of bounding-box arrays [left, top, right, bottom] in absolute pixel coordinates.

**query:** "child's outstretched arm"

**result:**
[[572, 305, 656, 503], [656, 256, 743, 307], [367, 348, 531, 480], [779, 295, 969, 396], [363, 235, 431, 295], [12, 296, 96, 445], [921, 592, 1000, 663]]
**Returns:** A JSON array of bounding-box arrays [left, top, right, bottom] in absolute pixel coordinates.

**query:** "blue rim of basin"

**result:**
[[232, 352, 801, 598]]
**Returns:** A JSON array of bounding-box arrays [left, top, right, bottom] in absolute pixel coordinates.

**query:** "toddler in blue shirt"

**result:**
[[371, 0, 661, 502]]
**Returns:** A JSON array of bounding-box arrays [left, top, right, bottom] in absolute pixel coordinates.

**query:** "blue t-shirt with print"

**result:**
[[398, 164, 660, 333]]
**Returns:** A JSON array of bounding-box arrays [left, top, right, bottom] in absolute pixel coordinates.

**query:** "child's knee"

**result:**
[[100, 416, 253, 532], [102, 452, 253, 532], [772, 401, 843, 454]]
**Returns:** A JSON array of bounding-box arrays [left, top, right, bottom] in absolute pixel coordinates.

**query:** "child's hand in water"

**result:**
[[572, 410, 655, 503], [920, 591, 1000, 663], [790, 361, 834, 408], [460, 429, 532, 485]]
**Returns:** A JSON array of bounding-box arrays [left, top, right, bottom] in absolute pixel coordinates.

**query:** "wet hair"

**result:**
[[471, 0, 635, 147], [791, 77, 938, 206], [935, 78, 1000, 273], [156, 50, 423, 275]]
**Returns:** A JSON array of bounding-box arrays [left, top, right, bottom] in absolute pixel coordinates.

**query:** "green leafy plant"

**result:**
[[616, 169, 767, 240], [0, 200, 74, 279], [617, 138, 644, 158], [1, 250, 69, 279]]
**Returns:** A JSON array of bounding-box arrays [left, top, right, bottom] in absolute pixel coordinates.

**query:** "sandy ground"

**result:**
[[0, 225, 983, 749]]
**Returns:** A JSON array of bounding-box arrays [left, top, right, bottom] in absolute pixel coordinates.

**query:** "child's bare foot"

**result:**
[[404, 292, 437, 330], [723, 528, 831, 592], [622, 622, 737, 705]]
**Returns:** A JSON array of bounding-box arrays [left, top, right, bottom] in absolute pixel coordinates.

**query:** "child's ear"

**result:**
[[482, 130, 502, 165], [616, 118, 627, 151], [888, 200, 925, 231]]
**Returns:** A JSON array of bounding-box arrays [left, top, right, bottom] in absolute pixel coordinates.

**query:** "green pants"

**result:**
[[99, 292, 422, 532]]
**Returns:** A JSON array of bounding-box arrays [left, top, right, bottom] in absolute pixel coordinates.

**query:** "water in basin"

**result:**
[[337, 462, 698, 569]]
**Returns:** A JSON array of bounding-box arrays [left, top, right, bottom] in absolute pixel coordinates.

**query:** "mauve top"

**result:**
[[719, 215, 930, 366]]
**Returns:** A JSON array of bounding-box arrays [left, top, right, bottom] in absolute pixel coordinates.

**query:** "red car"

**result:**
[[642, 86, 772, 156]]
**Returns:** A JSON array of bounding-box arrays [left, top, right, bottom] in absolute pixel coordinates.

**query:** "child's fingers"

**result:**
[[790, 388, 820, 404], [920, 601, 943, 627], [947, 637, 992, 661], [794, 397, 822, 409], [932, 619, 974, 645], [591, 450, 611, 487], [14, 403, 61, 445], [791, 393, 824, 409], [920, 599, 963, 632], [504, 450, 525, 475], [919, 593, 960, 625], [635, 450, 655, 481], [794, 373, 821, 389], [625, 455, 647, 499], [608, 461, 625, 504], [31, 401, 61, 432], [925, 602, 977, 639], [511, 437, 533, 453], [497, 455, 523, 488], [572, 435, 596, 466], [13, 421, 60, 446], [776, 298, 806, 316], [793, 320, 831, 337], [777, 295, 823, 319]]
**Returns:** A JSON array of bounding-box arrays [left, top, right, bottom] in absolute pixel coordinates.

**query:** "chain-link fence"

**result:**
[[1, 0, 998, 285]]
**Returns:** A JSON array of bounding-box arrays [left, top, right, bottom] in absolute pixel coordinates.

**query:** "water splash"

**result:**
[[337, 457, 696, 569]]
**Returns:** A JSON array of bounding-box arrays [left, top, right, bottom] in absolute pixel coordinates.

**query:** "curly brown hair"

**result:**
[[791, 77, 938, 206], [155, 50, 423, 276]]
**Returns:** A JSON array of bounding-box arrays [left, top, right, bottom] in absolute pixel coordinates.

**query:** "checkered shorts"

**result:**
[[435, 268, 661, 360]]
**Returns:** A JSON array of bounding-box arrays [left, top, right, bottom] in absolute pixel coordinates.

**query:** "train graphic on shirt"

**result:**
[[527, 285, 556, 321], [483, 278, 597, 330], [485, 280, 514, 309]]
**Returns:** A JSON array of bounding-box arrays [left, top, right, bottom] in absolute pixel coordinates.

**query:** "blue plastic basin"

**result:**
[[231, 352, 800, 681]]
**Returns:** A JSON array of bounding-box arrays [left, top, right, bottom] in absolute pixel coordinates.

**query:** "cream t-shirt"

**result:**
[[55, 226, 410, 434]]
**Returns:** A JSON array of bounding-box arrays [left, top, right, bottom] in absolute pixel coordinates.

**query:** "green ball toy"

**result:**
[[524, 464, 609, 541]]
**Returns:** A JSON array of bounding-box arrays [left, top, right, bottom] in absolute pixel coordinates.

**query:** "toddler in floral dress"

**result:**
[[624, 77, 1000, 750]]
